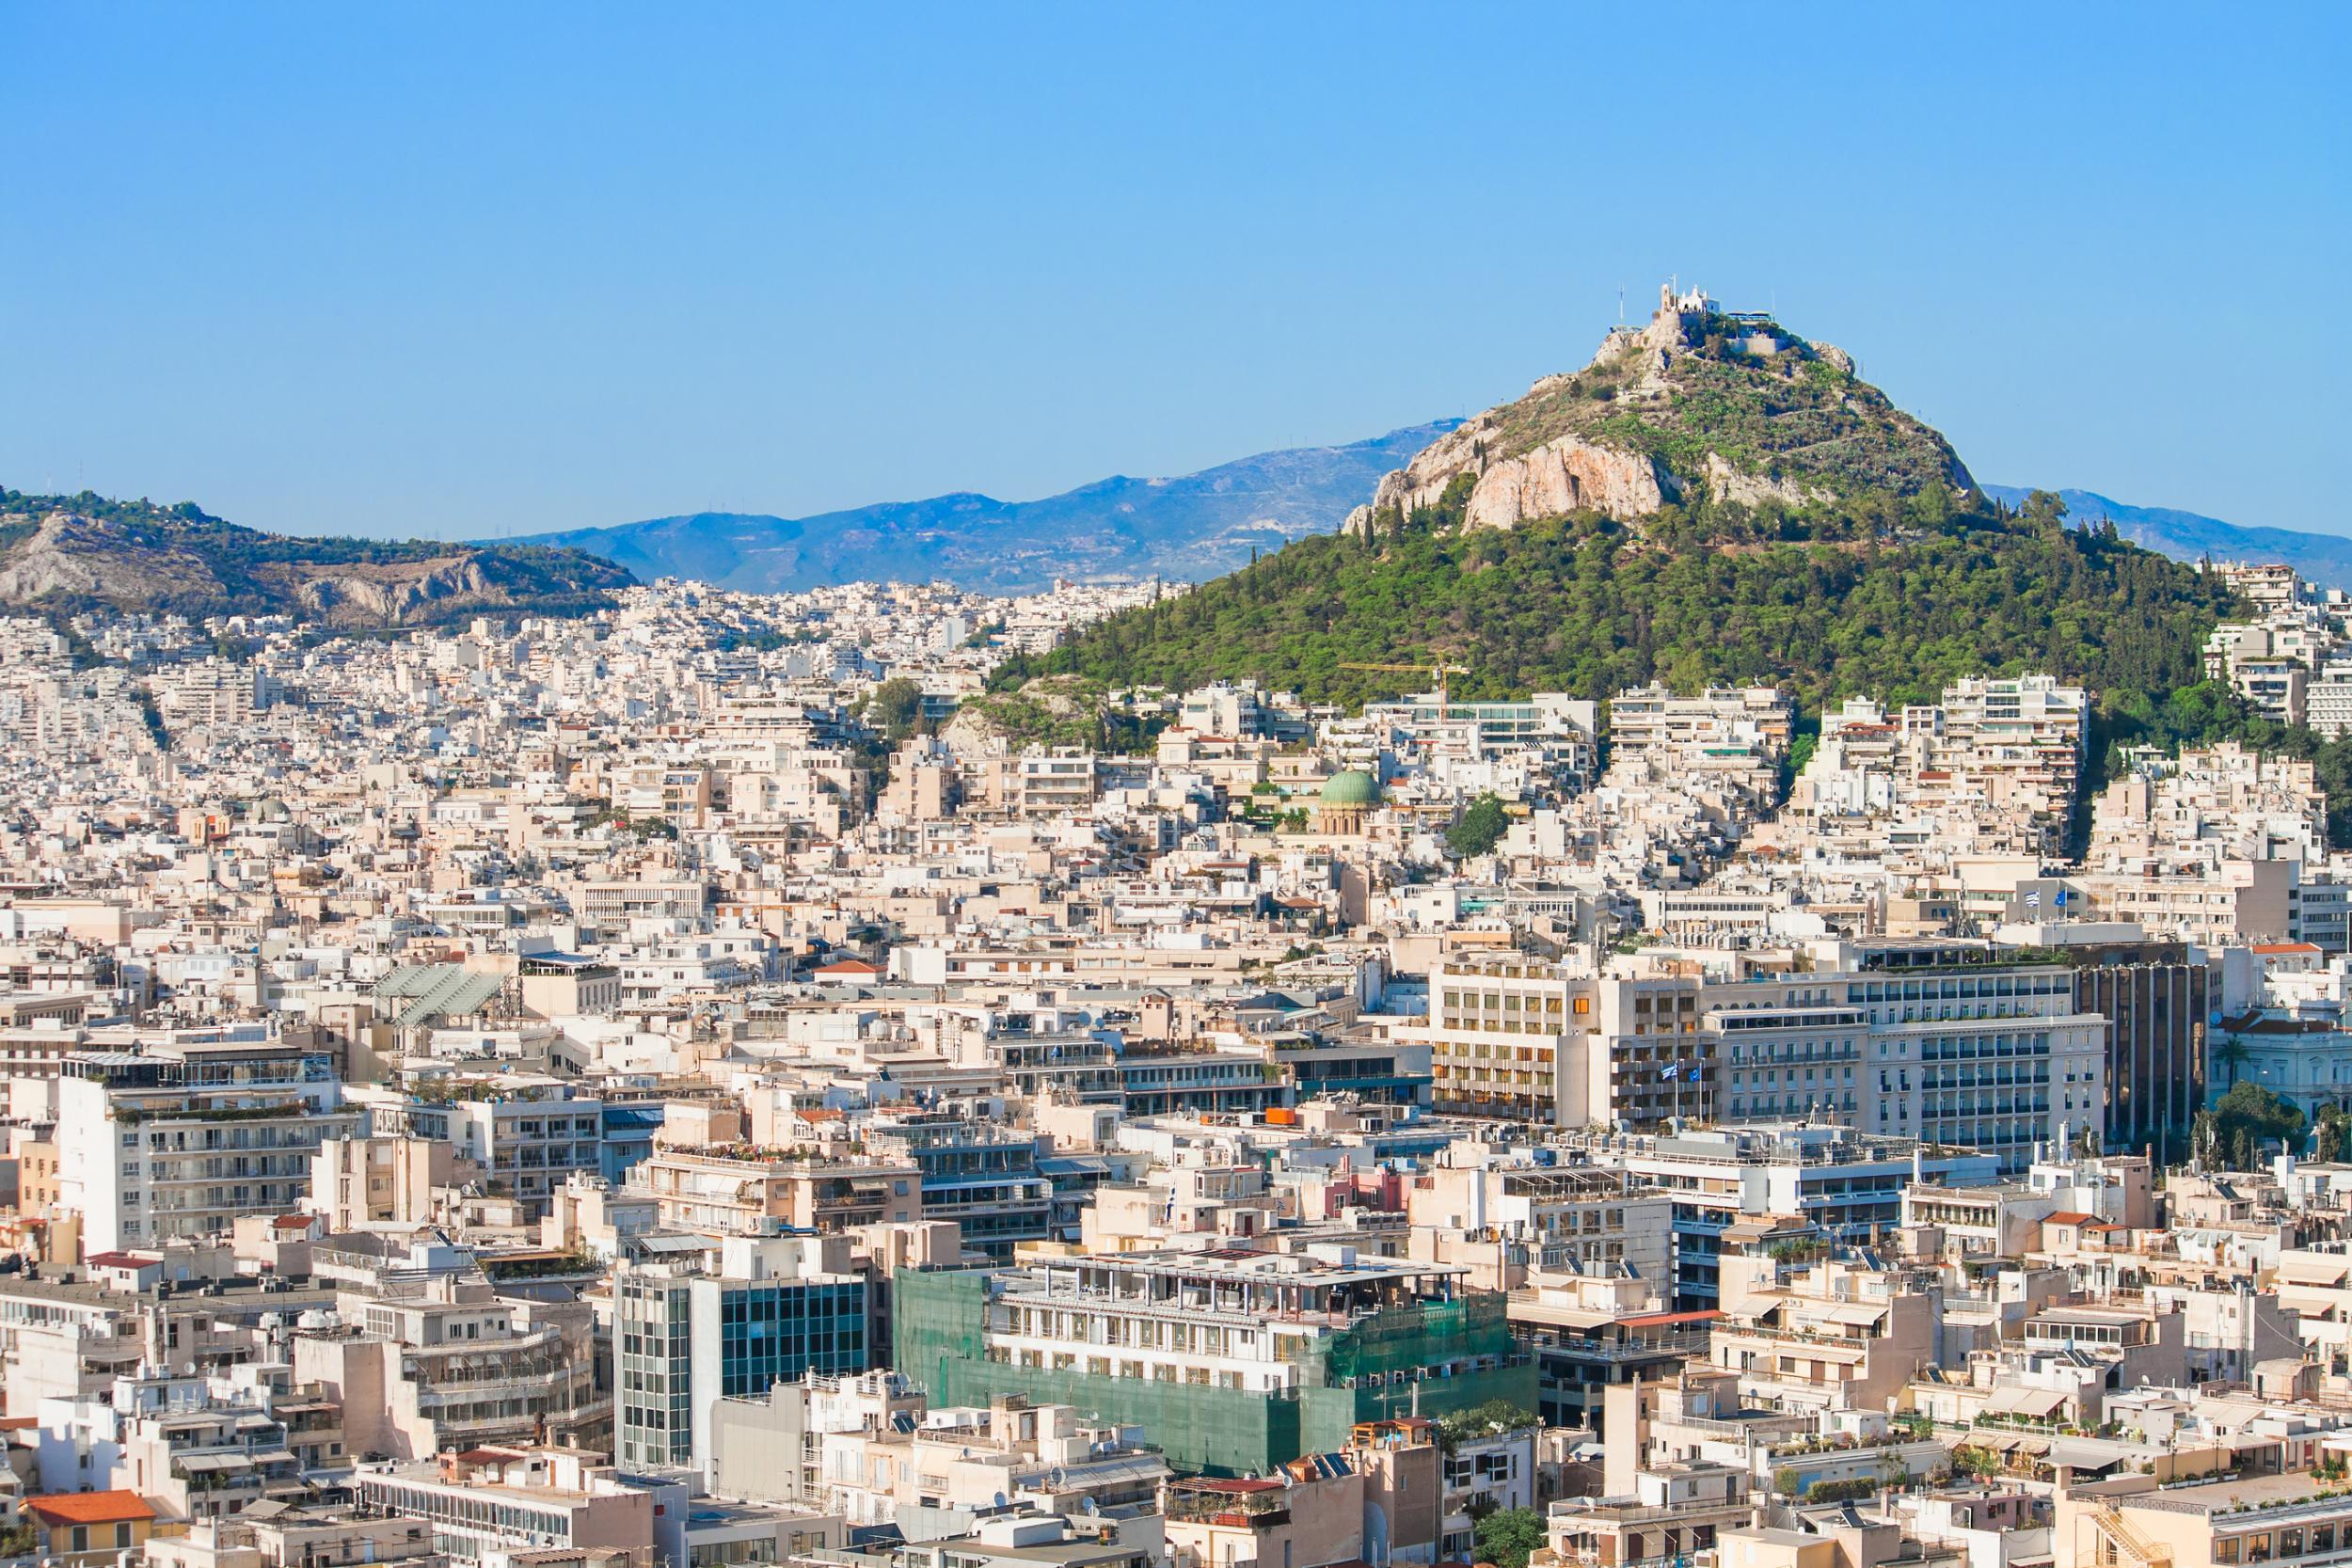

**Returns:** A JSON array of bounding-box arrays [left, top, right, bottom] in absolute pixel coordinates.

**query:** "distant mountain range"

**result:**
[[1980, 486, 2352, 593], [510, 426, 2352, 599], [513, 422, 1460, 595]]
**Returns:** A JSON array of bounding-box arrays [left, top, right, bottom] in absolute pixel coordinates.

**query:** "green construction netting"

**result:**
[[890, 1269, 1534, 1477]]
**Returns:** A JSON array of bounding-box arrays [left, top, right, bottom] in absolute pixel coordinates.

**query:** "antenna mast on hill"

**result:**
[[1616, 287, 1625, 324]]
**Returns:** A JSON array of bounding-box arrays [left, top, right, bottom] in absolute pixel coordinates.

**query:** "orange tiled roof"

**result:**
[[25, 1492, 156, 1527]]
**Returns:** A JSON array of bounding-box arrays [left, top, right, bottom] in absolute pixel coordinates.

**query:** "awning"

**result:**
[[177, 1452, 255, 1473], [1821, 1303, 1891, 1329], [1985, 1387, 2069, 1418]]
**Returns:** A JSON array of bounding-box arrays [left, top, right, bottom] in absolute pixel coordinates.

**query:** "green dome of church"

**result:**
[[1320, 769, 1381, 806]]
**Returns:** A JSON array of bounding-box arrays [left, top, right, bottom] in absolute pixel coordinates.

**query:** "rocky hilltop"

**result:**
[[1346, 283, 1973, 536], [0, 491, 632, 626]]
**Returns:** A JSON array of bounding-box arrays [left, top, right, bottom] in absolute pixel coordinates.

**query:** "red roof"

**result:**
[[26, 1492, 156, 1527], [2254, 942, 2323, 955], [815, 958, 882, 974], [1618, 1308, 1724, 1330], [2044, 1211, 2095, 1226], [83, 1252, 151, 1270]]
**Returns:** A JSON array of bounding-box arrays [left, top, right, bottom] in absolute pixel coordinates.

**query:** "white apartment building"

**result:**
[[1413, 942, 2104, 1171], [58, 1036, 360, 1252], [1559, 1122, 1999, 1305], [1406, 957, 1711, 1131], [1608, 686, 1795, 759], [390, 1080, 603, 1219], [1708, 941, 2108, 1168]]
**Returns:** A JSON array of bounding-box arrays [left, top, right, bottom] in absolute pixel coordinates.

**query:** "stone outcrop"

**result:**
[[1361, 419, 1490, 519], [0, 506, 628, 626], [1462, 435, 1677, 529], [290, 559, 497, 622], [1345, 403, 1677, 533], [1699, 452, 1834, 511], [0, 515, 226, 604]]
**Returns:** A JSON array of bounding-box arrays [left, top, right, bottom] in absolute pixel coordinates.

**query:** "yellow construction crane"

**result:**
[[1339, 660, 1471, 710]]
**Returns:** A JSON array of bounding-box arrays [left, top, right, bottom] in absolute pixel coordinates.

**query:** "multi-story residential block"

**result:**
[[1418, 941, 2104, 1170], [294, 1242, 605, 1459], [308, 1134, 472, 1231], [1410, 957, 1711, 1130], [353, 1448, 657, 1568], [626, 1146, 922, 1235], [1609, 686, 1796, 759], [58, 1036, 359, 1252], [863, 1115, 1052, 1261], [1561, 1122, 1998, 1306], [390, 1079, 603, 1220], [1503, 1270, 1711, 1433]]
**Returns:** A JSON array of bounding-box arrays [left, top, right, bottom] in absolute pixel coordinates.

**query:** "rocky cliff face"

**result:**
[[0, 515, 227, 604], [0, 499, 631, 626], [286, 558, 499, 622], [1347, 283, 1971, 536]]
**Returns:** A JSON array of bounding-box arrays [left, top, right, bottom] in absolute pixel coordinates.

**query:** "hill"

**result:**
[[1982, 485, 2352, 593], [0, 490, 631, 626], [1343, 283, 1970, 541], [1011, 485, 2233, 716], [1002, 287, 2352, 840], [513, 422, 1457, 594]]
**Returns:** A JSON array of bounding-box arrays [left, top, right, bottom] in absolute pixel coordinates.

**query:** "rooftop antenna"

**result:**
[[1616, 286, 1625, 325]]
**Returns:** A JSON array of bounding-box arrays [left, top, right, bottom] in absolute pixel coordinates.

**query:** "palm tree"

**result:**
[[2213, 1033, 2251, 1091]]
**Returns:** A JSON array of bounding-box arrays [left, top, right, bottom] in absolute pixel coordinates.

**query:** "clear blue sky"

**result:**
[[4, 2, 2345, 541]]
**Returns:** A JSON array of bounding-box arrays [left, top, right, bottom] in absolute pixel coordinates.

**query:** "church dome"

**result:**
[[1319, 769, 1381, 807]]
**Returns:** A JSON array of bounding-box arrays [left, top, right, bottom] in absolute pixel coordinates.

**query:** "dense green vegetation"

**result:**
[[864, 676, 929, 743], [2198, 1082, 2306, 1168], [1003, 485, 2352, 841], [1445, 794, 1511, 858], [1011, 485, 2224, 708], [956, 678, 1162, 754], [1470, 1508, 1547, 1568]]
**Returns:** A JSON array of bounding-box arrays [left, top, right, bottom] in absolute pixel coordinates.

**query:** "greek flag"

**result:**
[[2024, 890, 2041, 908]]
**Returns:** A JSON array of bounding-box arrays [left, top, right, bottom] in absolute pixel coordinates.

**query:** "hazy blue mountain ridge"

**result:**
[[1982, 485, 2352, 593], [512, 421, 1460, 594]]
